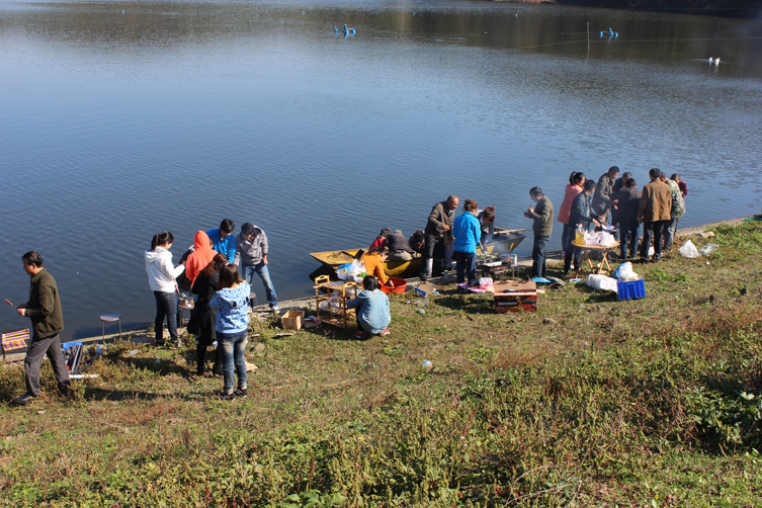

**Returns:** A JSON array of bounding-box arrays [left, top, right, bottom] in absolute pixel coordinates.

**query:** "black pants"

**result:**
[[24, 333, 70, 396], [531, 235, 550, 278], [420, 234, 445, 277], [642, 220, 667, 261], [196, 345, 223, 375]]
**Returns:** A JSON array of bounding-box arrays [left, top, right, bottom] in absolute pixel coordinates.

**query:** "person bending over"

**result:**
[[360, 246, 390, 285]]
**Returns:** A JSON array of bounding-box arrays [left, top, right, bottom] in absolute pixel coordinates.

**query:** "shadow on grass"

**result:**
[[82, 388, 204, 402], [115, 356, 191, 378]]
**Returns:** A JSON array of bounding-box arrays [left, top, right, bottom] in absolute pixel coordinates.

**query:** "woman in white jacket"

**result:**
[[145, 231, 185, 346]]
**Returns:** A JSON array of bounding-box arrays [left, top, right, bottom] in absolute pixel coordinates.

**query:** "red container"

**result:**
[[380, 277, 407, 295]]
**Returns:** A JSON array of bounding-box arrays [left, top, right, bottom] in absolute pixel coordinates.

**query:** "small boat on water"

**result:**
[[309, 227, 527, 279]]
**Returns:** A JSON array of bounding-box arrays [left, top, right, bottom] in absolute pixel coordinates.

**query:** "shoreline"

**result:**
[[490, 0, 761, 19], [4, 215, 756, 365]]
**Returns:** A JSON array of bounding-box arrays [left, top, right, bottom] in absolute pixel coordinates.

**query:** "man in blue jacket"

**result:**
[[562, 180, 601, 277], [207, 219, 236, 264]]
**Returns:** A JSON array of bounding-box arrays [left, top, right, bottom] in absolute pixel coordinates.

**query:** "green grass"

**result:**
[[1, 223, 762, 507]]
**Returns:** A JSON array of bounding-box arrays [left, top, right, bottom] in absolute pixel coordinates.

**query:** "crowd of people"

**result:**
[[10, 168, 689, 404]]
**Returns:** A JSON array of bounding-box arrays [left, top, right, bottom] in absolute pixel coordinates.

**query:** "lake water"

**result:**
[[2, 0, 761, 339]]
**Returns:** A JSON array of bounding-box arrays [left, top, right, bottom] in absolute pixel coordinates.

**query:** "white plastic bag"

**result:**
[[613, 262, 638, 281], [586, 274, 619, 293], [699, 244, 719, 256], [679, 240, 701, 258], [600, 232, 616, 247], [337, 260, 366, 280], [585, 232, 602, 246]]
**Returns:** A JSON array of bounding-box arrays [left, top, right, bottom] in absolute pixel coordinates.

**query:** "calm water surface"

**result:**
[[2, 0, 761, 338]]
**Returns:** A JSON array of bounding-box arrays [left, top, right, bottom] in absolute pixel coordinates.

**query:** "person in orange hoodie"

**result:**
[[185, 231, 218, 286]]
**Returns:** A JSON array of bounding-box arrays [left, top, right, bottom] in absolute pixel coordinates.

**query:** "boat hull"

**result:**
[[309, 228, 526, 279]]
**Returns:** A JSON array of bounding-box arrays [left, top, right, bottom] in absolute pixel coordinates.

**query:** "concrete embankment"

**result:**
[[4, 215, 757, 364]]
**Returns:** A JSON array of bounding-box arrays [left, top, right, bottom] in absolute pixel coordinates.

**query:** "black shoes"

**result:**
[[219, 388, 247, 400], [12, 392, 36, 406]]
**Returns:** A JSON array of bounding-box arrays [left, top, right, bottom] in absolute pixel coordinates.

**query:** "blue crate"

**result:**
[[617, 279, 646, 301]]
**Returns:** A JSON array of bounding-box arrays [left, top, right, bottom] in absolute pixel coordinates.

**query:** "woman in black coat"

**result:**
[[188, 253, 227, 376]]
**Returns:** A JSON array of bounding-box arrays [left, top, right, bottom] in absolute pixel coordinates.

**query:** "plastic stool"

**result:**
[[100, 314, 122, 339]]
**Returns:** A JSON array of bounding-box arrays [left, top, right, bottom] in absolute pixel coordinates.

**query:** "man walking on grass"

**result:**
[[13, 252, 70, 406]]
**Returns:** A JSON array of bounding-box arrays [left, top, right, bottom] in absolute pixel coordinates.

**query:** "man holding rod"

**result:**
[[12, 251, 70, 406]]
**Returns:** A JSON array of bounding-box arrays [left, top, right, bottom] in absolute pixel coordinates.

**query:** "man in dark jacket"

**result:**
[[563, 180, 602, 277], [13, 252, 70, 406], [638, 168, 672, 263], [420, 195, 459, 281], [387, 230, 416, 261], [523, 187, 554, 278], [611, 178, 642, 259], [591, 166, 620, 221]]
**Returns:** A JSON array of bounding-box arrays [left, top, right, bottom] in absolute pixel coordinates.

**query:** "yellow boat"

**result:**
[[309, 227, 527, 279]]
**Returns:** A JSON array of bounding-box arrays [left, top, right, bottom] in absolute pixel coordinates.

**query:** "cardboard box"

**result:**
[[414, 283, 438, 298], [493, 281, 537, 313], [281, 310, 304, 331]]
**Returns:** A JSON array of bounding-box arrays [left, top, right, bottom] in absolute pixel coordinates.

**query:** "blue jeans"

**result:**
[[241, 262, 278, 307], [664, 216, 680, 250], [620, 222, 640, 259], [454, 251, 476, 285], [154, 291, 178, 344], [218, 332, 248, 394], [531, 235, 550, 278]]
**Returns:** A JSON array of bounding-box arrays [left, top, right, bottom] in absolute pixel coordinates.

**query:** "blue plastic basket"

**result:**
[[617, 279, 645, 301]]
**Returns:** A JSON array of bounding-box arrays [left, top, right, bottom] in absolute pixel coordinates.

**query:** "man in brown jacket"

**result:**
[[638, 168, 672, 263], [420, 195, 459, 281], [13, 251, 70, 406]]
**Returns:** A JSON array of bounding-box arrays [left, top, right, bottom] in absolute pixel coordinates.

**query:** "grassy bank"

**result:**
[[1, 221, 762, 507]]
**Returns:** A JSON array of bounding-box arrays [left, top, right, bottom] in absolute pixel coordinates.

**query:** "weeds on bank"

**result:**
[[0, 223, 761, 506]]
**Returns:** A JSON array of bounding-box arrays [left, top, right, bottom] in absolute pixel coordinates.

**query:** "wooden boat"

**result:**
[[309, 227, 527, 279]]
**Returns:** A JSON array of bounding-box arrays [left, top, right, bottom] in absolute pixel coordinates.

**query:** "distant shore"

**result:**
[[490, 0, 761, 18]]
